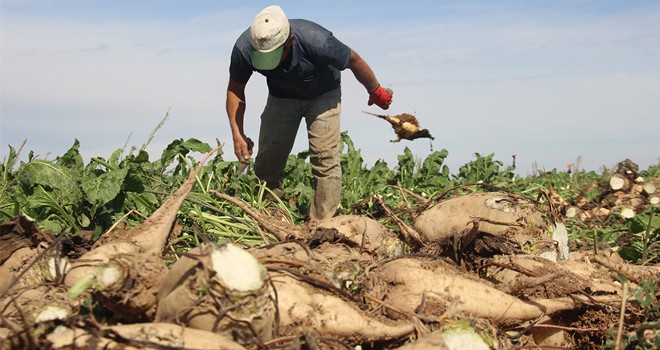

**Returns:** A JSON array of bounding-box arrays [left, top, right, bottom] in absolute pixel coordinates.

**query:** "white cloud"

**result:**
[[2, 2, 659, 174]]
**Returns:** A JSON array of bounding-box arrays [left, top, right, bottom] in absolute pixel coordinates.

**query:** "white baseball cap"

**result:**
[[250, 5, 290, 70]]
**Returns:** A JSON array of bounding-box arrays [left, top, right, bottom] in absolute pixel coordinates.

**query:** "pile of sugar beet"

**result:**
[[1, 148, 658, 350]]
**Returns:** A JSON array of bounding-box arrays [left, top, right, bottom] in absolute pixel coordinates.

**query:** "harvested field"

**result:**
[[1, 141, 658, 349]]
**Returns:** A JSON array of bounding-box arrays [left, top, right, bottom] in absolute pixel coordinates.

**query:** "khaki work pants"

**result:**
[[254, 88, 342, 221]]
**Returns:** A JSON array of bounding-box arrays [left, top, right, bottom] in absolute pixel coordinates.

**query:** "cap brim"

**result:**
[[251, 45, 285, 71]]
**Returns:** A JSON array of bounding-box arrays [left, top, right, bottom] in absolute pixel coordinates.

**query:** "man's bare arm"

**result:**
[[226, 78, 253, 160], [348, 49, 380, 94]]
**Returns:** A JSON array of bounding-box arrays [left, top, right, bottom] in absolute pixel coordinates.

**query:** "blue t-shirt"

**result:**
[[230, 19, 351, 100]]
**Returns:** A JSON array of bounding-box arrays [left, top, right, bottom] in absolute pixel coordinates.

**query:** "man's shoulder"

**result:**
[[290, 19, 326, 30], [290, 19, 333, 42], [233, 27, 252, 51], [230, 27, 254, 83]]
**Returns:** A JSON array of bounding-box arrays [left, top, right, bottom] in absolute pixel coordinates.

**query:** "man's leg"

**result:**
[[255, 95, 301, 196], [305, 88, 342, 221]]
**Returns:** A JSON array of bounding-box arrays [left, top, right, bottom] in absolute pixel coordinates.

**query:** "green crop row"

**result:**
[[1, 132, 658, 263]]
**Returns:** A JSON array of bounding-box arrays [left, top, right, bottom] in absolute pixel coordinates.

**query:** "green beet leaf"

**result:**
[[81, 168, 129, 206]]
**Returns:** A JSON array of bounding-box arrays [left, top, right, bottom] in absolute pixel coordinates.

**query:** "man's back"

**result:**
[[229, 19, 351, 99]]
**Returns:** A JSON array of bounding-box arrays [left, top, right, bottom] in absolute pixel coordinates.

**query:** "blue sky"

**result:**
[[2, 0, 659, 175]]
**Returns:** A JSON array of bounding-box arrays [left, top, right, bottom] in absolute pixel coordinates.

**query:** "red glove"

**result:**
[[368, 85, 393, 110]]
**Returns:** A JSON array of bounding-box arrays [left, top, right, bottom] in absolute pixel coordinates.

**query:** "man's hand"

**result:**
[[234, 135, 254, 162], [368, 85, 393, 110]]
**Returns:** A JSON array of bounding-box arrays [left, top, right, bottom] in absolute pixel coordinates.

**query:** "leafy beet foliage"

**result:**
[[1, 133, 658, 262]]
